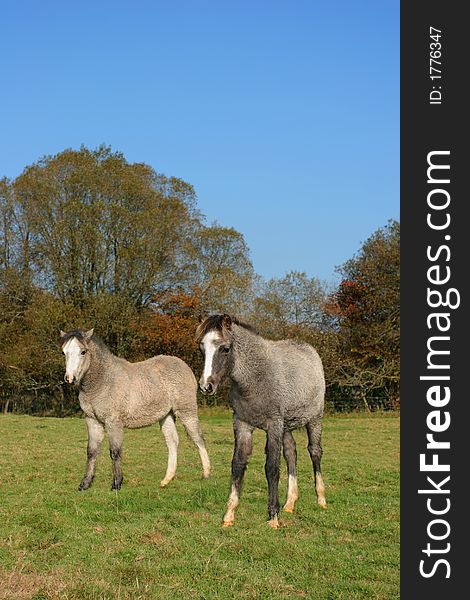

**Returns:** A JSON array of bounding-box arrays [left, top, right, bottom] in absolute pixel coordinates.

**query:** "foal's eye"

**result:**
[[81, 350, 87, 356], [221, 346, 230, 353]]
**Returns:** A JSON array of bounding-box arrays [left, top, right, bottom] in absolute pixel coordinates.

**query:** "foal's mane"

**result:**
[[196, 314, 258, 342]]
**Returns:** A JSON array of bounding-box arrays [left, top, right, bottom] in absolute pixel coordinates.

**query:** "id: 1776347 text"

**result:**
[[429, 26, 442, 105]]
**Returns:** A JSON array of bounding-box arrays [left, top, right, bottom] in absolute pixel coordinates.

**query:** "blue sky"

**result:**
[[1, 1, 399, 283]]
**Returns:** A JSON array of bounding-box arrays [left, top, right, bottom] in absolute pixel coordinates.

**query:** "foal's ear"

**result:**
[[222, 314, 232, 330], [59, 330, 66, 338], [84, 328, 94, 340]]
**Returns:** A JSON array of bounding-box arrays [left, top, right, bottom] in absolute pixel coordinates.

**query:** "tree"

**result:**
[[330, 220, 400, 408], [184, 224, 254, 315], [131, 288, 202, 368], [9, 146, 255, 313], [252, 271, 330, 337], [12, 146, 202, 307], [0, 178, 14, 270]]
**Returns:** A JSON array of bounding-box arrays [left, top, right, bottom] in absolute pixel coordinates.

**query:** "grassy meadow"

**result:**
[[0, 410, 399, 599]]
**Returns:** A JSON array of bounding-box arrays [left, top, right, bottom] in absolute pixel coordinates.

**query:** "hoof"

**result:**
[[283, 504, 295, 513], [318, 498, 327, 509], [222, 520, 234, 528], [78, 480, 91, 491], [267, 516, 280, 529], [160, 480, 170, 488], [111, 482, 122, 491]]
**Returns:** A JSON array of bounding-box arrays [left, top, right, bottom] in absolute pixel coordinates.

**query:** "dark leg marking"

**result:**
[[79, 417, 104, 491], [282, 430, 298, 512], [306, 416, 327, 508], [223, 417, 254, 526], [265, 419, 283, 527], [106, 421, 124, 491]]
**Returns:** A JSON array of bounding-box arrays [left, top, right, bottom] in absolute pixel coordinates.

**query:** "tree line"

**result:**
[[0, 146, 399, 414]]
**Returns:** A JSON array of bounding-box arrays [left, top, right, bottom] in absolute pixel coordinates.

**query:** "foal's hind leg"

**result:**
[[160, 413, 179, 487], [282, 430, 298, 513], [177, 410, 211, 479], [306, 417, 327, 508]]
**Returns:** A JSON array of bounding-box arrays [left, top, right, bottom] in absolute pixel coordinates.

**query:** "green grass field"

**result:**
[[0, 411, 399, 599]]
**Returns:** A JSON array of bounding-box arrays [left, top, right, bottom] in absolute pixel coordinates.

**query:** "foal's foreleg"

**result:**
[[265, 420, 283, 528], [160, 413, 179, 487], [79, 417, 105, 491], [106, 420, 124, 490], [282, 430, 298, 513], [306, 416, 327, 508], [223, 417, 254, 527]]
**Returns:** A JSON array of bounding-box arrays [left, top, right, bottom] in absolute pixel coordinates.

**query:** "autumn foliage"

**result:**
[[131, 289, 202, 368]]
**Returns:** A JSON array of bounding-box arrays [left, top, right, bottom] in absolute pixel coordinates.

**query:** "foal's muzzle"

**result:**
[[199, 379, 215, 395], [64, 373, 76, 384]]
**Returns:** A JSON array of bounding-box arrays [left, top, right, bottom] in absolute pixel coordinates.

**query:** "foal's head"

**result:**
[[196, 314, 235, 395], [60, 329, 94, 384]]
